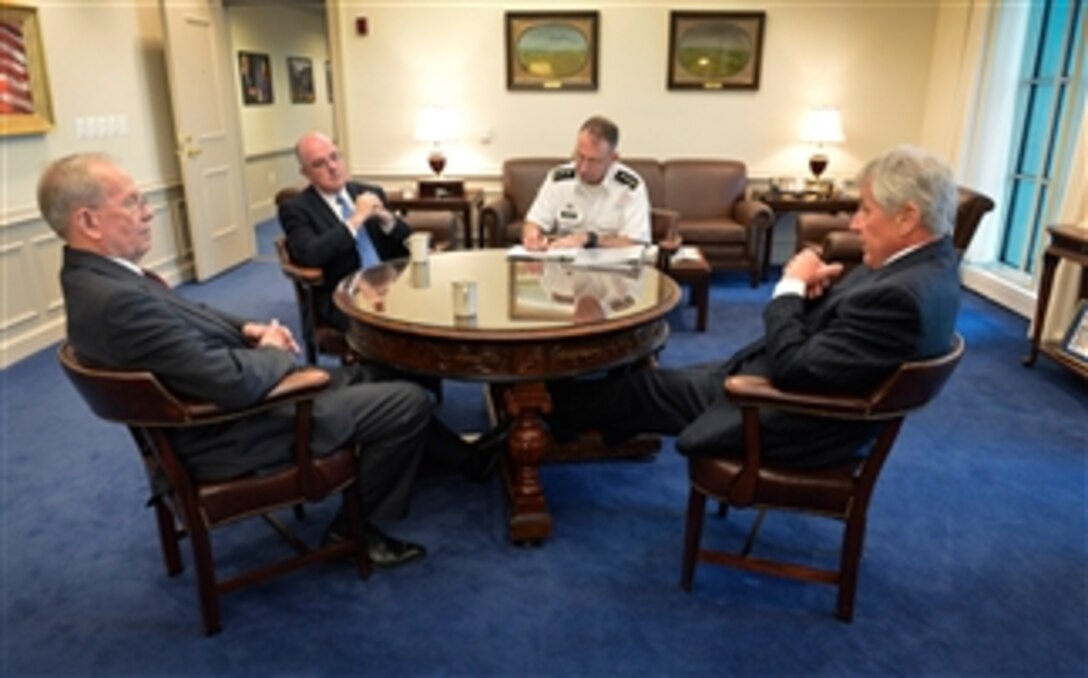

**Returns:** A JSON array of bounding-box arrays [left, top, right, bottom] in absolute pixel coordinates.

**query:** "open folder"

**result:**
[[506, 244, 647, 269]]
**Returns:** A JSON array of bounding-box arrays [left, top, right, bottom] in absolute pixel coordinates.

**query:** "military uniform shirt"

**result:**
[[525, 161, 651, 243]]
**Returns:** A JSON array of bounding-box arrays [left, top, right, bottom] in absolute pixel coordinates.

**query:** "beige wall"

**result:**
[[333, 1, 939, 183]]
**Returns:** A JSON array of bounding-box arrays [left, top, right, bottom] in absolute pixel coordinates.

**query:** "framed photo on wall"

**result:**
[[1060, 300, 1088, 366], [238, 51, 273, 105], [0, 1, 55, 136], [287, 56, 314, 104], [667, 11, 766, 91], [505, 11, 598, 91]]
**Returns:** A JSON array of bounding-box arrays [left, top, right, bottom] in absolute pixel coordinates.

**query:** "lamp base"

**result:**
[[808, 153, 829, 180], [428, 151, 447, 176]]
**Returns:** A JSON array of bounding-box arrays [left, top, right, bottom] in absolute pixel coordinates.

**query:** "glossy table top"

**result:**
[[334, 249, 680, 340]]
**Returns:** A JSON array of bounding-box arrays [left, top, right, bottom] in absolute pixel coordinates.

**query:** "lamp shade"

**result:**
[[414, 105, 457, 143], [801, 107, 845, 145]]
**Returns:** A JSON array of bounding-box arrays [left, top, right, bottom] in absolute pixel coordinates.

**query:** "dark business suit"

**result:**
[[278, 181, 412, 332], [551, 237, 961, 468], [60, 247, 434, 520]]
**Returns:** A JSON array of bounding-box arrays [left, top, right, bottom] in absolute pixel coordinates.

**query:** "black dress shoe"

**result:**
[[323, 519, 426, 569], [463, 420, 511, 482], [364, 525, 426, 569]]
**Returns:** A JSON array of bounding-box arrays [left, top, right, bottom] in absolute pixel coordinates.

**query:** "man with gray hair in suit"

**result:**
[[547, 145, 962, 468], [39, 152, 480, 569]]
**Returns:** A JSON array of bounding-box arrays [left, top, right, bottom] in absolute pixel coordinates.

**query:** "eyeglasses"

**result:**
[[307, 151, 341, 171], [120, 193, 149, 211]]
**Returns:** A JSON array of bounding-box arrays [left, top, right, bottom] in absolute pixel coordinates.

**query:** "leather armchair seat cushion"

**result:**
[[689, 455, 860, 515], [679, 219, 749, 245]]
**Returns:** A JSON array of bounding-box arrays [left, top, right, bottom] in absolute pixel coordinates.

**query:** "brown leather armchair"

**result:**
[[58, 342, 369, 635], [661, 160, 772, 286], [796, 186, 995, 272], [680, 334, 964, 622]]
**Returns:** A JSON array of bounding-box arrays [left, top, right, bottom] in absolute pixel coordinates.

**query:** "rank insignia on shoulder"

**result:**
[[552, 167, 576, 181], [614, 169, 640, 190]]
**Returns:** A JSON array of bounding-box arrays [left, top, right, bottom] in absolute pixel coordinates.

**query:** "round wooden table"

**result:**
[[335, 249, 681, 543]]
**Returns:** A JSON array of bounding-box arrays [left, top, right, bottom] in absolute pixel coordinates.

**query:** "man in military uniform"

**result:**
[[522, 116, 651, 251]]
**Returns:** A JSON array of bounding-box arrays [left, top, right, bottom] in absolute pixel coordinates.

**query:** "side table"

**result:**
[[1023, 225, 1088, 380], [664, 247, 711, 332], [388, 188, 485, 248]]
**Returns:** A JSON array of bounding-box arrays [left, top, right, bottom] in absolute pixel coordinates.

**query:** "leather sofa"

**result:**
[[795, 186, 995, 272], [480, 158, 773, 285]]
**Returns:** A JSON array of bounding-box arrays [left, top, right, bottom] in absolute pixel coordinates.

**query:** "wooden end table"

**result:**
[[388, 188, 484, 249], [1023, 225, 1088, 380], [666, 249, 711, 332]]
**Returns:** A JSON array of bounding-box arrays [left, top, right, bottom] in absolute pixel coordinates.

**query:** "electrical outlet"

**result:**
[[267, 170, 276, 186], [75, 117, 86, 140]]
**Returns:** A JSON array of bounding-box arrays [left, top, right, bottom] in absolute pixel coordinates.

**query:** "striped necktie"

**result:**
[[338, 193, 379, 269]]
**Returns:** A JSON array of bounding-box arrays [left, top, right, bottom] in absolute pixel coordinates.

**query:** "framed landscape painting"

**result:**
[[506, 11, 598, 91], [667, 11, 765, 91]]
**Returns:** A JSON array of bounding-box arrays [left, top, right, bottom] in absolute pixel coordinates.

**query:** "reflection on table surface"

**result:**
[[337, 249, 673, 332]]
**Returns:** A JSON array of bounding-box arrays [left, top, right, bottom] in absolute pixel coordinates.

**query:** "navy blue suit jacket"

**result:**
[[676, 236, 961, 465]]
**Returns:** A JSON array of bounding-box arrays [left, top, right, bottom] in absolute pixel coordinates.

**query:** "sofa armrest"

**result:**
[[822, 230, 863, 265], [480, 197, 514, 247], [732, 198, 773, 230], [651, 207, 681, 241], [796, 213, 851, 253]]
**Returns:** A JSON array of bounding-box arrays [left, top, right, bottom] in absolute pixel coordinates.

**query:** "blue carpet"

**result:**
[[2, 223, 1086, 674]]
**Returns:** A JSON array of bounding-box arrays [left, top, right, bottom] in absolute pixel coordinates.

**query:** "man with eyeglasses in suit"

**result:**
[[278, 132, 413, 332]]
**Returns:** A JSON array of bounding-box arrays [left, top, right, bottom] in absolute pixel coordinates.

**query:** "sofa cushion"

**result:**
[[679, 219, 749, 245]]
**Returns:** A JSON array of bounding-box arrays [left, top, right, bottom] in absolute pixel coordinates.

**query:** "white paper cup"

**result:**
[[452, 280, 477, 318], [408, 232, 431, 262]]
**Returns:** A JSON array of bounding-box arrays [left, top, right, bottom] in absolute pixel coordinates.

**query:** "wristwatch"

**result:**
[[585, 231, 599, 248]]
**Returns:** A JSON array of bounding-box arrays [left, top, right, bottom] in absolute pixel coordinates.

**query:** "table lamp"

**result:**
[[801, 106, 845, 187], [414, 105, 456, 176]]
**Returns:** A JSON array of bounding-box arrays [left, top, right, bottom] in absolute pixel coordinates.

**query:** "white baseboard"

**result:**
[[0, 317, 65, 369], [961, 264, 1035, 319]]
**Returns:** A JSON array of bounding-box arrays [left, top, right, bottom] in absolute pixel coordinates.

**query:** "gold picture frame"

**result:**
[[238, 51, 273, 105], [0, 1, 54, 136], [505, 11, 598, 91], [667, 11, 766, 91], [287, 56, 314, 104], [1060, 300, 1088, 366]]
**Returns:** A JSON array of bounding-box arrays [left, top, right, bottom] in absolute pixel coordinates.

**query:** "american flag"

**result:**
[[0, 18, 34, 115]]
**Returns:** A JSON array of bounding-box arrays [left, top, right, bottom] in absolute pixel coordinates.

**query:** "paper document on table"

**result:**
[[670, 246, 703, 264], [505, 245, 578, 261], [572, 245, 647, 268]]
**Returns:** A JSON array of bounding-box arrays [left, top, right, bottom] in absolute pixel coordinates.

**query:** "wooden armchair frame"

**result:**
[[58, 342, 369, 635], [681, 334, 964, 621]]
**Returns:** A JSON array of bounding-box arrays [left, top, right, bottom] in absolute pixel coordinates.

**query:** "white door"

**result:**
[[160, 0, 253, 281]]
